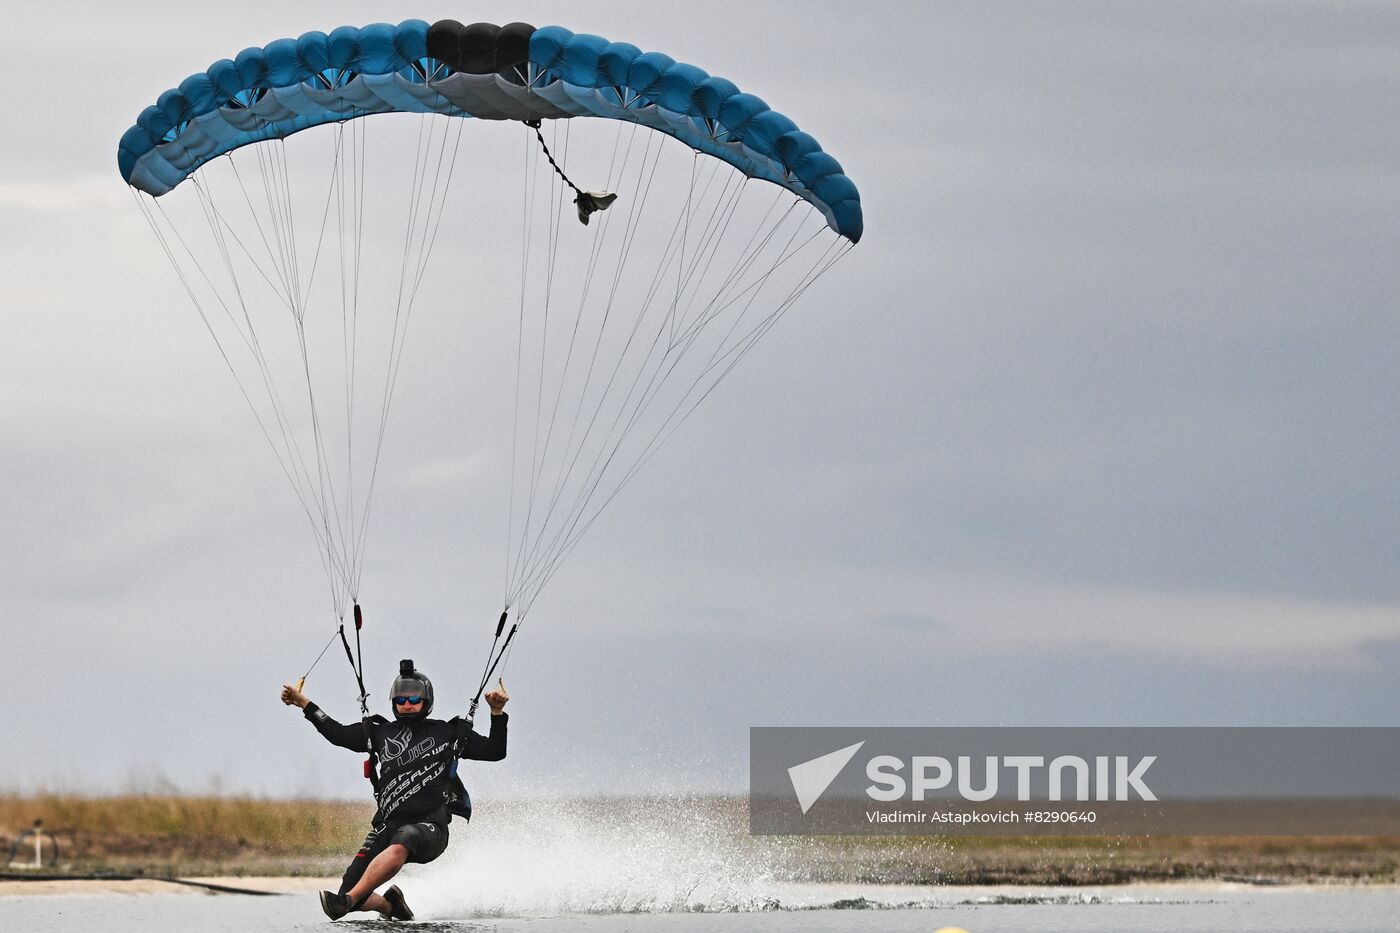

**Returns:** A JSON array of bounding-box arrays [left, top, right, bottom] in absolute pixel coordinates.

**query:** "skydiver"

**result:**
[[280, 662, 509, 921]]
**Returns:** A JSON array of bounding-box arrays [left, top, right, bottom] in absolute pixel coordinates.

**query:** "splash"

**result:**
[[403, 796, 790, 917]]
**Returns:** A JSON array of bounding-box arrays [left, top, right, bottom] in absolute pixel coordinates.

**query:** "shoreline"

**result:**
[[0, 876, 332, 897], [4, 876, 1399, 899]]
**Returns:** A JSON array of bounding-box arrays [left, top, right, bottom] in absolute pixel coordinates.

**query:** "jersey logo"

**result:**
[[382, 729, 414, 761]]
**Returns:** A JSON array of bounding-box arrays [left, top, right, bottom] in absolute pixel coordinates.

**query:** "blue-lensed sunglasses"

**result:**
[[392, 695, 423, 706]]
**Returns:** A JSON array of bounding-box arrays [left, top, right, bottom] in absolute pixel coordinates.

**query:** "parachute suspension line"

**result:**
[[529, 122, 652, 529], [506, 119, 558, 602], [612, 232, 849, 509], [505, 122, 552, 604], [352, 115, 468, 601], [285, 141, 355, 604], [191, 173, 294, 316], [629, 205, 820, 426], [499, 125, 853, 620], [518, 233, 851, 614], [509, 179, 750, 596], [504, 120, 637, 633], [339, 116, 370, 602], [294, 134, 361, 582], [219, 159, 301, 314], [505, 123, 543, 607], [664, 231, 852, 442], [136, 192, 356, 679], [508, 133, 716, 607], [133, 185, 356, 611], [668, 152, 699, 347], [141, 112, 472, 660], [297, 137, 339, 314], [295, 625, 341, 693], [668, 163, 745, 344], [224, 147, 355, 602], [504, 121, 630, 610], [334, 123, 357, 594], [290, 139, 360, 610], [507, 121, 573, 606], [215, 150, 359, 615], [254, 141, 302, 315], [343, 112, 450, 602], [511, 120, 626, 595], [294, 320, 351, 612], [530, 119, 571, 506], [260, 133, 358, 617], [244, 144, 290, 303], [154, 200, 342, 615], [354, 111, 432, 597], [515, 127, 666, 607], [510, 130, 709, 597], [504, 124, 665, 616], [132, 189, 313, 523], [695, 221, 842, 375]]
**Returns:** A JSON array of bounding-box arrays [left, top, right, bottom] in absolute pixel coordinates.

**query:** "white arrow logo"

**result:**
[[788, 741, 865, 814]]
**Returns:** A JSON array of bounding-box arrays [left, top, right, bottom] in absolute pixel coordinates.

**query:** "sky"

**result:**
[[3, 1, 1399, 800]]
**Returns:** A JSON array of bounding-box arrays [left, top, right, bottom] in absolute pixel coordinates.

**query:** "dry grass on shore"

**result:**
[[0, 793, 373, 877], [3, 794, 1399, 884]]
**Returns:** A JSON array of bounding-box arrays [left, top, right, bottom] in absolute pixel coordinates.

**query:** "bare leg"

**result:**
[[346, 842, 408, 914]]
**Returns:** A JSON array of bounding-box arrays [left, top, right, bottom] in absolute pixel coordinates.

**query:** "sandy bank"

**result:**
[[0, 876, 333, 897]]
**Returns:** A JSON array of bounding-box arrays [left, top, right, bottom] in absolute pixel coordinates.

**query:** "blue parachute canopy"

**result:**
[[117, 20, 862, 242]]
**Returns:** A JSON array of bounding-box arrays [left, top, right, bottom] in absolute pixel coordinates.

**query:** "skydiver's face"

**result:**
[[393, 696, 424, 716]]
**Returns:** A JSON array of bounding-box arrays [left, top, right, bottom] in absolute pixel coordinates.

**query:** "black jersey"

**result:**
[[303, 703, 507, 824]]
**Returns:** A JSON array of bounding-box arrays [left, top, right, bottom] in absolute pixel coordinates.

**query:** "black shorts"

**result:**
[[338, 819, 449, 894], [389, 820, 449, 863]]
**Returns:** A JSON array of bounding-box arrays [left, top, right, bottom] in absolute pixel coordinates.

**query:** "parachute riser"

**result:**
[[333, 603, 381, 790], [466, 610, 516, 728]]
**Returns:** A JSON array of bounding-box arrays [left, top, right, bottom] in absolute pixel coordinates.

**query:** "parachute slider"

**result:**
[[495, 610, 509, 638], [353, 603, 363, 631]]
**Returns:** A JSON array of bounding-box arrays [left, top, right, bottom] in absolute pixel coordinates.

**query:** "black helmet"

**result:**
[[391, 659, 434, 719]]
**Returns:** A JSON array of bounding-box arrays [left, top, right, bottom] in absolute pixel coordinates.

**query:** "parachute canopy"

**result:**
[[118, 19, 862, 242], [120, 19, 859, 692]]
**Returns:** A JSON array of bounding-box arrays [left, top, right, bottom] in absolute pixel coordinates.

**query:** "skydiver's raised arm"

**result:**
[[281, 683, 367, 751], [457, 680, 510, 761]]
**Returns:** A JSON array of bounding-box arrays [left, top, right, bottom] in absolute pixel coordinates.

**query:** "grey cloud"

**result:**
[[4, 1, 1399, 795]]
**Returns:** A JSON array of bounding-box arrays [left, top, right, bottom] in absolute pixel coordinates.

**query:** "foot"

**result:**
[[319, 890, 351, 920], [381, 884, 415, 921]]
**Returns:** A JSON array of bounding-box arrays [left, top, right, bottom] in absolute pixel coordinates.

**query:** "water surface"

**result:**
[[3, 883, 1397, 933]]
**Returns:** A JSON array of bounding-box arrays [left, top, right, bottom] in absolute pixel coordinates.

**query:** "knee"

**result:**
[[386, 843, 410, 861]]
